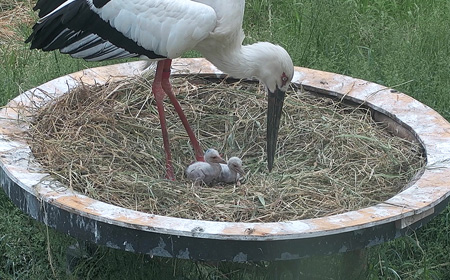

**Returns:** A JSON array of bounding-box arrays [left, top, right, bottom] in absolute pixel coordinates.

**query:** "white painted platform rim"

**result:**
[[1, 58, 449, 241]]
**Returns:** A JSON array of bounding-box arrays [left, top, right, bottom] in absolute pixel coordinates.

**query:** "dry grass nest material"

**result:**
[[0, 0, 34, 45], [29, 75, 424, 222]]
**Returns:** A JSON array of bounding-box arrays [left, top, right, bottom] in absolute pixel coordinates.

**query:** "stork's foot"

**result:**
[[165, 165, 175, 181]]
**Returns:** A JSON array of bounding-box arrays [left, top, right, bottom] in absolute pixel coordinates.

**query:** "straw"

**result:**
[[28, 75, 424, 222]]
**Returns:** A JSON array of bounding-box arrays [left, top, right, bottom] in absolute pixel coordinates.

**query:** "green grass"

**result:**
[[1, 0, 450, 279]]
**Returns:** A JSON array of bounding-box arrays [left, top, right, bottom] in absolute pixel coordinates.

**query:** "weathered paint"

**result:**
[[0, 58, 449, 261]]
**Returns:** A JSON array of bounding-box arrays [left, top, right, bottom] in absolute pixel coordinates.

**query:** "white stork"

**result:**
[[26, 0, 294, 180]]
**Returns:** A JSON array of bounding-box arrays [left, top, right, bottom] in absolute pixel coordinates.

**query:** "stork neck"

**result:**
[[199, 44, 260, 81], [230, 168, 237, 177], [210, 162, 222, 173]]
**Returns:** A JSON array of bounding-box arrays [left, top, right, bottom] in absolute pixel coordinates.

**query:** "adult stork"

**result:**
[[26, 0, 294, 180]]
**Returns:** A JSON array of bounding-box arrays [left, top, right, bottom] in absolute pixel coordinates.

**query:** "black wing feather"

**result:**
[[33, 0, 68, 17], [27, 0, 166, 61]]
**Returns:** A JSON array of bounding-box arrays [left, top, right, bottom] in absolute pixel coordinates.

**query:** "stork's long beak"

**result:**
[[214, 156, 227, 164], [267, 87, 285, 172], [236, 166, 246, 176]]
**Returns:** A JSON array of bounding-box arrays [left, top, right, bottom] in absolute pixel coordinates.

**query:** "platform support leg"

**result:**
[[66, 240, 97, 275], [268, 249, 368, 280]]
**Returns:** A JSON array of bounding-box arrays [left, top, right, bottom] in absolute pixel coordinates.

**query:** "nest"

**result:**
[[28, 75, 424, 222]]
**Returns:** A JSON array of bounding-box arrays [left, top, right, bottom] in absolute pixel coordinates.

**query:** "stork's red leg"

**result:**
[[153, 60, 175, 180], [161, 59, 204, 162]]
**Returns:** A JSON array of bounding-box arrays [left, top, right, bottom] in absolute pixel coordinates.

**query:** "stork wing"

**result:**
[[27, 0, 217, 61], [33, 0, 69, 17]]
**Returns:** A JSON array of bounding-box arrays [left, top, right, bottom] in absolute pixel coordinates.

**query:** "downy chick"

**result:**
[[219, 157, 245, 186], [186, 149, 226, 186]]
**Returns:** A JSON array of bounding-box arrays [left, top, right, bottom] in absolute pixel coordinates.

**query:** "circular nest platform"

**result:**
[[28, 73, 423, 223], [1, 58, 449, 262]]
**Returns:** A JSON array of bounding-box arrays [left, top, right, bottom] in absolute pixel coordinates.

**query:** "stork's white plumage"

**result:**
[[26, 0, 294, 179], [185, 149, 226, 186], [219, 157, 245, 186]]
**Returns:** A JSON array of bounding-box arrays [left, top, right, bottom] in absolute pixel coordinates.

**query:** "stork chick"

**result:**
[[219, 157, 245, 186], [186, 149, 226, 186]]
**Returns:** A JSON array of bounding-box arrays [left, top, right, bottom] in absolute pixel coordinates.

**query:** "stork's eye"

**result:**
[[281, 72, 289, 87]]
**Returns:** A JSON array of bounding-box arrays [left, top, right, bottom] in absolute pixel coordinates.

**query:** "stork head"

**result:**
[[204, 149, 227, 164], [252, 43, 294, 171], [203, 42, 293, 171], [228, 157, 245, 176]]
